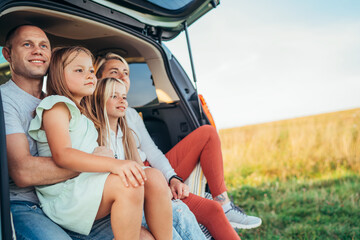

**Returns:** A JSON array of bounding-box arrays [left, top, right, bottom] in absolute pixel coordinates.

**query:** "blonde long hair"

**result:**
[[47, 46, 95, 119], [91, 77, 142, 164]]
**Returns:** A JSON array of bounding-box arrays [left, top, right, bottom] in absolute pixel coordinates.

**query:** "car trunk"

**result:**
[[0, 1, 218, 238]]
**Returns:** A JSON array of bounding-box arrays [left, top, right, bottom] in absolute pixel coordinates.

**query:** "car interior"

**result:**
[[0, 6, 201, 153]]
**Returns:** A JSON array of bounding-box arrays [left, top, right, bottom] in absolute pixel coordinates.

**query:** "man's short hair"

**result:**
[[5, 24, 44, 48]]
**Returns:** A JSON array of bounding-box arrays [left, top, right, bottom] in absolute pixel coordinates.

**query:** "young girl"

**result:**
[[28, 46, 172, 240], [91, 77, 207, 240]]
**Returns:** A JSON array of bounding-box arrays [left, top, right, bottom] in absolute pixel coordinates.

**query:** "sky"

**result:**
[[166, 1, 360, 129]]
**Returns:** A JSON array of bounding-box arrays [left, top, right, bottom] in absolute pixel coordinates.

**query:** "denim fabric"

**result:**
[[142, 200, 206, 240], [10, 201, 72, 240], [171, 200, 206, 240], [66, 215, 113, 240]]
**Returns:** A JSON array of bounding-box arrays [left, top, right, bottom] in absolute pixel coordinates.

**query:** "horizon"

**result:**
[[220, 106, 360, 130]]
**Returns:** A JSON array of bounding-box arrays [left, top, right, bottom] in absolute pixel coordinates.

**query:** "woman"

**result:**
[[95, 52, 262, 240]]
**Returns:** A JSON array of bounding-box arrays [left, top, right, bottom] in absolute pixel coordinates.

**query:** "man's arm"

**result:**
[[6, 133, 78, 188]]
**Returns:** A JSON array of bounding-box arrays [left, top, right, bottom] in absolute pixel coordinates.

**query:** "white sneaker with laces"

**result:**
[[225, 202, 262, 229]]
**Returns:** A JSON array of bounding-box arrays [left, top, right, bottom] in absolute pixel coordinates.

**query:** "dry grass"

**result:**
[[219, 108, 360, 189]]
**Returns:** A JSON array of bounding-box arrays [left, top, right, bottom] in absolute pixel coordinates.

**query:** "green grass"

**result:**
[[219, 109, 360, 238], [229, 174, 360, 240]]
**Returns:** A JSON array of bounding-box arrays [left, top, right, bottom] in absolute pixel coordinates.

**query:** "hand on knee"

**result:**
[[106, 174, 144, 205], [144, 169, 168, 193]]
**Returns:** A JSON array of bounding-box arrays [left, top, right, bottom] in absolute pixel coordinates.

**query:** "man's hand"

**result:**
[[92, 146, 114, 158], [169, 178, 189, 200]]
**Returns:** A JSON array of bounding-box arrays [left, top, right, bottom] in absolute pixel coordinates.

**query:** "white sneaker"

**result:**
[[225, 202, 262, 229]]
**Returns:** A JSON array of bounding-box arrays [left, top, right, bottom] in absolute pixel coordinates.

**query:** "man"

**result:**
[[0, 24, 154, 240], [1, 24, 75, 239]]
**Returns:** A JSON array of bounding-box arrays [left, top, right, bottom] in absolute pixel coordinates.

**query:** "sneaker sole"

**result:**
[[230, 220, 262, 229]]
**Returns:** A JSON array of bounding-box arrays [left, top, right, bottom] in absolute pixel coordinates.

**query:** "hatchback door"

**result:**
[[67, 0, 220, 40]]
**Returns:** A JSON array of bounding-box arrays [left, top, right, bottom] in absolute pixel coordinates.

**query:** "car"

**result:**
[[0, 0, 219, 238]]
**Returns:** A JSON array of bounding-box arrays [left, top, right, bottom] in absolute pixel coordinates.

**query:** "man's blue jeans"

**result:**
[[10, 201, 113, 240], [11, 201, 72, 240]]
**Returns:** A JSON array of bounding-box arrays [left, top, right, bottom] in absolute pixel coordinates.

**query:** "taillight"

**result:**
[[198, 94, 216, 129]]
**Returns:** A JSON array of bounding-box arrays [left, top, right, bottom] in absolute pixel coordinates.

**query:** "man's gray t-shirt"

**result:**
[[0, 80, 40, 203]]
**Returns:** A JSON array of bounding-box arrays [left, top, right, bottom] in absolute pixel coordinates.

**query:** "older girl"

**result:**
[[28, 46, 172, 240]]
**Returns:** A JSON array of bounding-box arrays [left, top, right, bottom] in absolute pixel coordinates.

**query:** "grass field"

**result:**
[[218, 108, 360, 239]]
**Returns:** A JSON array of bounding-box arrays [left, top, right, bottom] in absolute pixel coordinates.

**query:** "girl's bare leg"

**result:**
[[140, 227, 155, 240], [143, 168, 172, 240], [96, 174, 144, 240]]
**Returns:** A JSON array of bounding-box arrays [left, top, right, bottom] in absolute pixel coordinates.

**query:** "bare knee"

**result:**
[[144, 168, 169, 196], [105, 173, 144, 204]]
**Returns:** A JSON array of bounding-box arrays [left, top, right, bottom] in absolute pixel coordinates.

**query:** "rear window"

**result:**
[[127, 62, 159, 107], [147, 0, 192, 10]]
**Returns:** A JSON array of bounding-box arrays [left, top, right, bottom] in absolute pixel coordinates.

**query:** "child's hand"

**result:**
[[169, 179, 189, 200], [112, 160, 147, 188], [92, 146, 114, 158]]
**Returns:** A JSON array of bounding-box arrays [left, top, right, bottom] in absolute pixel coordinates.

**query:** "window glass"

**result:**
[[146, 0, 193, 10], [0, 47, 11, 85], [127, 63, 159, 107]]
